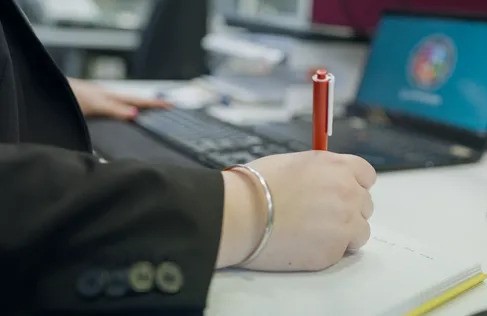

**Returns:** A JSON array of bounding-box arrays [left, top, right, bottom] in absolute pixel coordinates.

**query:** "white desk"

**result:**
[[100, 80, 487, 316]]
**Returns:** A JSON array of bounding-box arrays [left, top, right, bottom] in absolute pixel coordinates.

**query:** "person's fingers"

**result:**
[[361, 189, 374, 220], [110, 93, 171, 109], [347, 219, 371, 251], [97, 100, 139, 120], [342, 154, 377, 189]]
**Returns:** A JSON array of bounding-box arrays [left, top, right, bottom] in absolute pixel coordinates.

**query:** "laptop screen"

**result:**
[[356, 13, 487, 134]]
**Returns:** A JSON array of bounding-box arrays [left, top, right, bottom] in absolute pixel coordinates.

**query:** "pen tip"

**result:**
[[316, 69, 327, 80]]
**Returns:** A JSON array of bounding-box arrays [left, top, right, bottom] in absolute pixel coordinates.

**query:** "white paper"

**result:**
[[207, 225, 479, 316]]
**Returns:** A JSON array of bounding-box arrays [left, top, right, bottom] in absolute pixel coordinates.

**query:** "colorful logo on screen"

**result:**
[[409, 35, 456, 90]]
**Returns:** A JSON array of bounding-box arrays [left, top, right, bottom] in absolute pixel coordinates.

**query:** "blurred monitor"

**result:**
[[223, 0, 487, 38], [356, 11, 487, 135], [130, 0, 208, 79]]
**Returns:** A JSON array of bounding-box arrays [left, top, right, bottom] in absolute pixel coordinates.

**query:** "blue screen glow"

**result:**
[[357, 14, 487, 133]]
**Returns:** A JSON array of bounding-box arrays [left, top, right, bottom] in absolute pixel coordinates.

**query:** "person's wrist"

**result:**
[[216, 170, 266, 268]]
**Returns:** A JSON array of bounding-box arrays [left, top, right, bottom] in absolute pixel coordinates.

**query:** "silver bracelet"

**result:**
[[225, 164, 275, 267]]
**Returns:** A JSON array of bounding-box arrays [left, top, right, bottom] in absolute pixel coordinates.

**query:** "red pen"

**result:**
[[312, 69, 335, 151]]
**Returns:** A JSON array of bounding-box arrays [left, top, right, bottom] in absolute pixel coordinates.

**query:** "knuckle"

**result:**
[[356, 157, 377, 184], [362, 222, 371, 241], [334, 177, 358, 201], [339, 183, 355, 200], [331, 154, 349, 166], [348, 154, 376, 170], [368, 196, 375, 213], [367, 167, 378, 186], [347, 154, 368, 166], [351, 222, 371, 249], [331, 200, 355, 224]]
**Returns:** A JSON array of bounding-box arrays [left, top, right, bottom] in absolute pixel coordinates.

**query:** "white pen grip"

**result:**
[[326, 73, 335, 136]]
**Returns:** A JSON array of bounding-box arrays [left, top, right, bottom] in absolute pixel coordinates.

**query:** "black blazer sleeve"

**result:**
[[0, 143, 224, 315]]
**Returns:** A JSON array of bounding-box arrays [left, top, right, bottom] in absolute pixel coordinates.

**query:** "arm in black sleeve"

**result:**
[[0, 143, 224, 315]]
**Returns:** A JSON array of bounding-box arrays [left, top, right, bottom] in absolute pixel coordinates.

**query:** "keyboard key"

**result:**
[[195, 139, 218, 152], [249, 145, 266, 156], [215, 138, 235, 151], [242, 136, 263, 146]]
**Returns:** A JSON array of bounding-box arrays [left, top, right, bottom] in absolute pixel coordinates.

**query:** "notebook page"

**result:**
[[380, 265, 484, 316], [207, 225, 476, 316]]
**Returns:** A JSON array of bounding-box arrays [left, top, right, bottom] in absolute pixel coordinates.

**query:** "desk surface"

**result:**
[[95, 80, 487, 316]]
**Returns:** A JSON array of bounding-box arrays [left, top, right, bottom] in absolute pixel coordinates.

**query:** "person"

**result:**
[[0, 0, 376, 315]]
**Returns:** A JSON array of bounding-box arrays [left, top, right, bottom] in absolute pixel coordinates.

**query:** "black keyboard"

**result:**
[[135, 108, 476, 171], [253, 116, 467, 167], [135, 108, 305, 168]]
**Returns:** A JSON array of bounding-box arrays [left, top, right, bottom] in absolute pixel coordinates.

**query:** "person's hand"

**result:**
[[218, 151, 376, 271], [68, 78, 171, 120]]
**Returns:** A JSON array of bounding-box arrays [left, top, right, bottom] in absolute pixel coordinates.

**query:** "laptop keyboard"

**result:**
[[136, 108, 472, 170], [334, 121, 457, 163], [135, 108, 301, 168], [253, 117, 467, 167]]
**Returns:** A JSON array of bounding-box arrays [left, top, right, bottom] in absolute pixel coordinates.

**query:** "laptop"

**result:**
[[254, 10, 487, 170]]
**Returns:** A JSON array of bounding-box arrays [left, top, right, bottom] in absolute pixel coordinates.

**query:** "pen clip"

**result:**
[[326, 73, 334, 136]]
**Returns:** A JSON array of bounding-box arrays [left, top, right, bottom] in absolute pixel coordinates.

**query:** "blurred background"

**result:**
[[16, 0, 487, 121], [16, 0, 487, 79]]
